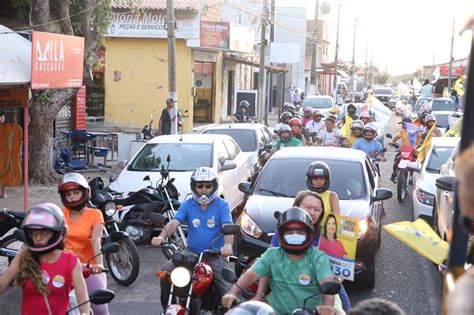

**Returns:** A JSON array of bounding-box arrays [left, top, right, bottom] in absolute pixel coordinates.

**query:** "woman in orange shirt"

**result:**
[[58, 172, 109, 315]]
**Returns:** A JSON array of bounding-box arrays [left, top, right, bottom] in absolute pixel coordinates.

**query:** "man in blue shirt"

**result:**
[[352, 123, 385, 159], [152, 167, 234, 308]]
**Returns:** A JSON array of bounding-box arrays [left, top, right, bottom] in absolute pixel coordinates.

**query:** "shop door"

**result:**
[[227, 70, 235, 116], [193, 62, 214, 123]]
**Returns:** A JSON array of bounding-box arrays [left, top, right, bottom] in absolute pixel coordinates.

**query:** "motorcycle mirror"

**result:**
[[319, 281, 341, 295], [274, 211, 282, 220], [222, 268, 238, 283], [13, 229, 25, 242], [95, 194, 106, 204], [380, 148, 387, 153], [222, 224, 240, 235], [101, 242, 120, 255], [149, 212, 166, 226], [166, 154, 171, 162], [143, 175, 151, 181], [89, 289, 116, 305], [109, 174, 117, 183], [385, 133, 393, 139]]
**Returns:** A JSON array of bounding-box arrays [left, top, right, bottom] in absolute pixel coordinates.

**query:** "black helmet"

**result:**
[[22, 203, 67, 255], [278, 125, 292, 143], [280, 111, 293, 121], [306, 161, 331, 193], [239, 100, 250, 110], [227, 301, 275, 315], [277, 207, 314, 255], [58, 173, 91, 210]]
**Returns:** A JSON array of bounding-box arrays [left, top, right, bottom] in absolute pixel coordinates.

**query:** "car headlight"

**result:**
[[170, 267, 191, 288], [357, 217, 369, 239], [104, 202, 117, 217], [416, 188, 435, 206], [240, 212, 263, 239]]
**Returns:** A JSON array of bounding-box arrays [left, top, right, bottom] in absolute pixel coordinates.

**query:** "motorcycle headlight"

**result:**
[[104, 202, 117, 217], [240, 212, 263, 239], [357, 217, 369, 239], [416, 188, 435, 206], [170, 267, 191, 288]]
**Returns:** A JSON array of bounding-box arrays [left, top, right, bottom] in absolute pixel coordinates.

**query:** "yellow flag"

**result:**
[[341, 114, 353, 137], [383, 219, 449, 265], [444, 117, 463, 137], [416, 122, 436, 163]]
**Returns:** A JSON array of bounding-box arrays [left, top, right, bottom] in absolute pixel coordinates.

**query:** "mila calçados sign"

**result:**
[[31, 32, 85, 89]]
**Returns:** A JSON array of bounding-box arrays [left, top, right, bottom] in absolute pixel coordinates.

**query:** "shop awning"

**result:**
[[225, 54, 288, 73], [0, 25, 31, 84]]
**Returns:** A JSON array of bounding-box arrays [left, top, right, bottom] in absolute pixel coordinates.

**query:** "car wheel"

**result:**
[[361, 263, 376, 289], [377, 225, 382, 249]]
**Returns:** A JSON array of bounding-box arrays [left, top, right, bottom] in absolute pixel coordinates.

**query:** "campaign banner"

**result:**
[[31, 32, 84, 89], [319, 214, 359, 281], [370, 97, 392, 126], [0, 87, 29, 108], [200, 21, 230, 49]]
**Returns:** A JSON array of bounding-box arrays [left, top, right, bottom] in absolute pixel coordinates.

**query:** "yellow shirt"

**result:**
[[347, 135, 361, 147], [395, 129, 411, 146], [320, 191, 332, 224]]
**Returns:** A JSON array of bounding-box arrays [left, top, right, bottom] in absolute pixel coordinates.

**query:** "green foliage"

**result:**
[[70, 0, 112, 40], [10, 0, 30, 9], [38, 91, 50, 103]]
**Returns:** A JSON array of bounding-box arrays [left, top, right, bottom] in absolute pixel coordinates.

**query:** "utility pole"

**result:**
[[166, 0, 178, 134], [351, 19, 358, 91], [364, 42, 368, 84], [333, 3, 341, 97], [257, 0, 268, 123], [448, 18, 455, 90], [310, 0, 320, 95], [369, 48, 373, 86]]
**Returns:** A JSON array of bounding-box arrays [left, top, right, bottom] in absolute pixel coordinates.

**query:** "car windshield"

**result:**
[[204, 129, 256, 152], [254, 158, 367, 200], [303, 97, 333, 109], [433, 114, 450, 128], [129, 143, 213, 171], [374, 89, 392, 95], [425, 146, 455, 173], [431, 100, 456, 112]]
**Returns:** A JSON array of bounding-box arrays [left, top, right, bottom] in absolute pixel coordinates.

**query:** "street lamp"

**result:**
[[310, 1, 331, 95]]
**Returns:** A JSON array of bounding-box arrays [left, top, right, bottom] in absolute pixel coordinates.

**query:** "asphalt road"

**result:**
[[1, 113, 442, 314]]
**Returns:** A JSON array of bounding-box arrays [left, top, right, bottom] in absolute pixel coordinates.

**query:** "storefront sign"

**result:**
[[106, 11, 199, 39], [200, 21, 230, 49], [31, 32, 84, 89], [0, 87, 29, 108]]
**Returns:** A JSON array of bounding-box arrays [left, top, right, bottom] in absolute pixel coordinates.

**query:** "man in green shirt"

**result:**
[[271, 125, 304, 154], [222, 208, 336, 315]]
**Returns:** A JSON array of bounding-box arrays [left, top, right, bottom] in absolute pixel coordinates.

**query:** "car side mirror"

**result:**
[[264, 143, 273, 153], [371, 188, 393, 203], [109, 175, 117, 183], [221, 160, 237, 171], [238, 182, 252, 195], [385, 133, 393, 139], [222, 224, 240, 235], [436, 176, 455, 192], [407, 164, 421, 173], [258, 141, 264, 154], [118, 160, 128, 169]]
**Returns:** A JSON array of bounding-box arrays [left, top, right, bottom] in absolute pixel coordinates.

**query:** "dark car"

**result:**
[[236, 147, 392, 288], [373, 88, 394, 107]]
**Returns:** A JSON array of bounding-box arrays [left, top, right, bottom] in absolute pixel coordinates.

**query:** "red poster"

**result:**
[[0, 87, 29, 108], [200, 21, 230, 49], [31, 31, 85, 89]]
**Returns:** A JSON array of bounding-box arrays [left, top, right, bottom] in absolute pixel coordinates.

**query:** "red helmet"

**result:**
[[58, 173, 91, 210], [289, 117, 302, 127], [22, 203, 67, 255], [277, 207, 314, 255]]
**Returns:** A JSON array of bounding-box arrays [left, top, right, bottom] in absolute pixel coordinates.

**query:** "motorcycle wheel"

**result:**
[[396, 170, 408, 203], [190, 298, 201, 315], [0, 234, 24, 274], [105, 237, 140, 286]]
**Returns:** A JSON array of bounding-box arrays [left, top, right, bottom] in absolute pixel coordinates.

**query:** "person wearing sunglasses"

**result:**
[[151, 166, 235, 309]]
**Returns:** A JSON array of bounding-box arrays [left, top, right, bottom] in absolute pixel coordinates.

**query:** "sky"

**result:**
[[276, 0, 474, 75]]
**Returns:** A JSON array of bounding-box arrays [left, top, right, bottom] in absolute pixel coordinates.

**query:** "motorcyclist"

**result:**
[[352, 123, 385, 160], [222, 207, 337, 315], [315, 115, 346, 147], [0, 203, 90, 314], [347, 120, 365, 147], [306, 161, 341, 218], [302, 107, 314, 127], [359, 111, 371, 125], [58, 173, 109, 315], [418, 114, 442, 145], [307, 109, 325, 137], [274, 111, 293, 133], [271, 125, 303, 153], [233, 100, 253, 123], [354, 94, 362, 103], [294, 101, 304, 117], [151, 167, 235, 308], [289, 117, 311, 146]]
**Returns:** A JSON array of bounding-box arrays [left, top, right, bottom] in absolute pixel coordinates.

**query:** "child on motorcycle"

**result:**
[[0, 203, 90, 314], [58, 173, 109, 315], [222, 207, 338, 315], [151, 167, 235, 309]]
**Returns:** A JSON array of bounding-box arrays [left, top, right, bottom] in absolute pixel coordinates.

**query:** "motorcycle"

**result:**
[[88, 183, 141, 286], [154, 214, 240, 315], [386, 134, 416, 203], [0, 208, 25, 273], [368, 148, 387, 177], [142, 115, 156, 140]]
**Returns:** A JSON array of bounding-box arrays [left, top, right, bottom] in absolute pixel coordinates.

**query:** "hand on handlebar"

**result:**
[[220, 244, 233, 257], [316, 305, 336, 315], [151, 236, 164, 246], [91, 264, 105, 274], [221, 293, 238, 309]]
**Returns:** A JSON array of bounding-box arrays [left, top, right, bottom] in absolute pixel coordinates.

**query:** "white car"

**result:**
[[201, 123, 274, 174], [302, 95, 336, 116], [109, 134, 254, 211], [411, 137, 460, 219]]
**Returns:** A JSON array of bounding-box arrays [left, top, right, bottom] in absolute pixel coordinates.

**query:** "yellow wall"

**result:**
[[104, 37, 194, 131], [214, 52, 223, 122]]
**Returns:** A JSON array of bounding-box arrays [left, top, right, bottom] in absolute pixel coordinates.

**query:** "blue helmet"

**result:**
[[190, 167, 219, 205]]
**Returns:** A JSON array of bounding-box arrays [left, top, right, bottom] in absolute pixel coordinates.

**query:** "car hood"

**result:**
[[109, 170, 194, 202], [243, 195, 370, 233], [416, 171, 440, 195]]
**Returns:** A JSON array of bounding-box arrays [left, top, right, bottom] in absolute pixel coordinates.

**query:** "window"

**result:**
[[262, 127, 273, 144], [224, 139, 241, 160], [204, 129, 256, 152], [215, 141, 230, 162], [365, 159, 376, 190]]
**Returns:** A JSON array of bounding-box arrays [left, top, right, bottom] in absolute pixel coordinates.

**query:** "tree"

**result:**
[[26, 0, 111, 184]]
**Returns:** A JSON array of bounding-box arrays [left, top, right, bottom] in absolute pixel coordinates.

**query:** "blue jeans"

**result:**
[[339, 284, 351, 311]]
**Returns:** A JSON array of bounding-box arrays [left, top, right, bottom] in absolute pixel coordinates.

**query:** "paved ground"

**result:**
[[0, 111, 442, 314]]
